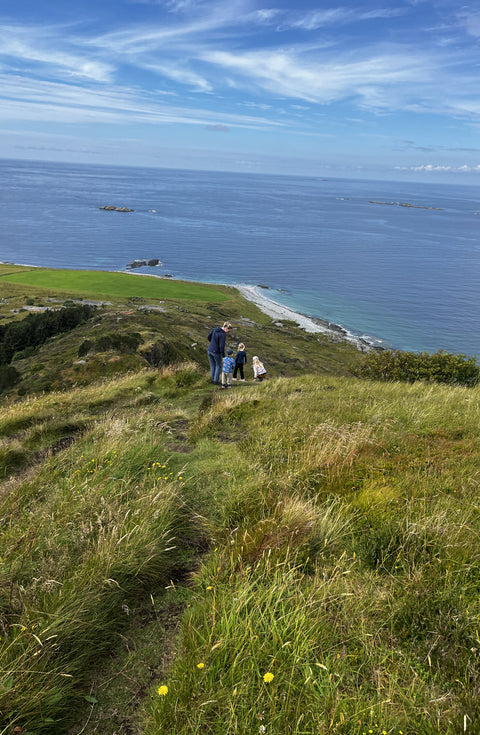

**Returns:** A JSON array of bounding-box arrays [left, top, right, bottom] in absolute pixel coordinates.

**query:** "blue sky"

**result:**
[[1, 0, 479, 181]]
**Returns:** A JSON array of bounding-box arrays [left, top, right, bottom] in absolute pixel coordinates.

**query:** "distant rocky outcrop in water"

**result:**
[[99, 205, 135, 212], [126, 259, 161, 269], [369, 201, 443, 211]]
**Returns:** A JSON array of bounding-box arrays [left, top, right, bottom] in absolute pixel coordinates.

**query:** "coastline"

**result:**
[[234, 284, 383, 352], [1, 262, 383, 352], [122, 271, 383, 351]]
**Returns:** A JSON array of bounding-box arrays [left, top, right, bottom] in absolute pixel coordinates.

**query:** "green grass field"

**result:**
[[0, 267, 229, 302]]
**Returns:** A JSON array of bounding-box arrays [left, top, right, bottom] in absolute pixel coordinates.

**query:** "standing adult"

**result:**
[[207, 321, 232, 385]]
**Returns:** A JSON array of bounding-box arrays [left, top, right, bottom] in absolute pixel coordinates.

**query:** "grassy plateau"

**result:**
[[0, 267, 479, 735]]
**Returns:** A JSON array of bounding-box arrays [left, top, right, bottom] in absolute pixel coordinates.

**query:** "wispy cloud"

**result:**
[[202, 47, 431, 106], [0, 73, 284, 129], [287, 6, 405, 31], [0, 25, 113, 82], [140, 61, 212, 92], [89, 1, 246, 54]]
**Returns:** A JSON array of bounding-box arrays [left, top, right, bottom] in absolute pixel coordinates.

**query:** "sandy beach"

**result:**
[[235, 284, 374, 350], [235, 285, 331, 334]]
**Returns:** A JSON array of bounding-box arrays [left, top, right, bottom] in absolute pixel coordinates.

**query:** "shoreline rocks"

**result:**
[[126, 259, 161, 269]]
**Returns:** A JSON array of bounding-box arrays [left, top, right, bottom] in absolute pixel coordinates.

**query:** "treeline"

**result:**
[[0, 305, 97, 366], [352, 349, 480, 387]]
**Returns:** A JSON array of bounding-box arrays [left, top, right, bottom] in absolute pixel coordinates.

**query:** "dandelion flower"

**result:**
[[157, 685, 168, 696], [206, 586, 213, 590], [197, 662, 205, 669], [263, 672, 274, 683]]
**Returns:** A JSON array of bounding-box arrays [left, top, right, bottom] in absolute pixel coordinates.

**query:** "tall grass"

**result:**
[[0, 371, 200, 733], [2, 369, 480, 733], [144, 375, 480, 734]]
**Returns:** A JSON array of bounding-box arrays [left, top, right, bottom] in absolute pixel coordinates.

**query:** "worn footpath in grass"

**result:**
[[0, 365, 209, 734], [2, 355, 480, 733]]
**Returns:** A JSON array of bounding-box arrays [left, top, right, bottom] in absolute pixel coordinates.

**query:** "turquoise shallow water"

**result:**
[[1, 158, 479, 356]]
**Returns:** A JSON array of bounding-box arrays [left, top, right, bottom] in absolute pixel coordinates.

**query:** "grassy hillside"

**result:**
[[1, 270, 479, 735], [0, 266, 361, 397]]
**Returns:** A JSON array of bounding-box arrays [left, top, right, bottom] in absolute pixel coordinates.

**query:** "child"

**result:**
[[232, 342, 247, 381], [221, 349, 236, 388], [252, 355, 267, 382]]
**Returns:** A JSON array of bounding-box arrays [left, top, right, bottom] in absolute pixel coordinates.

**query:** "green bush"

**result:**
[[78, 339, 94, 357], [352, 349, 480, 386], [93, 332, 142, 354], [0, 365, 21, 392]]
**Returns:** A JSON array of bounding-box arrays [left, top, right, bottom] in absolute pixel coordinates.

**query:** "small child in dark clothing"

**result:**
[[221, 349, 235, 388], [233, 343, 247, 381]]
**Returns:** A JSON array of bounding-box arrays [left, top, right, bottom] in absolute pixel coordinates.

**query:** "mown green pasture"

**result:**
[[0, 268, 229, 302]]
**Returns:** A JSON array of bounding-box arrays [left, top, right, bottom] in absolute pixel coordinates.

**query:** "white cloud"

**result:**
[[396, 163, 480, 172], [239, 101, 272, 110], [290, 8, 351, 30], [0, 26, 113, 82], [247, 8, 282, 24], [202, 48, 430, 106], [90, 2, 245, 54], [0, 73, 285, 129], [289, 6, 404, 31], [140, 62, 212, 92]]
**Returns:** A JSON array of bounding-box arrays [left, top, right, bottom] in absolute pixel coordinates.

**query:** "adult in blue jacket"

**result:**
[[207, 321, 232, 384]]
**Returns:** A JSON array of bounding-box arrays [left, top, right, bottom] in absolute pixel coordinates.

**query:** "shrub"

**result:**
[[93, 332, 142, 354], [0, 365, 20, 392], [78, 339, 94, 357], [352, 349, 480, 387]]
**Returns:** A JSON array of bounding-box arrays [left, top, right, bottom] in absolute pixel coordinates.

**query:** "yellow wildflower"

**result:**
[[157, 685, 168, 696], [263, 672, 274, 683], [197, 662, 205, 669]]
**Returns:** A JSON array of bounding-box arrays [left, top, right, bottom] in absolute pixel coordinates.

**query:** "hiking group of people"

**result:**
[[207, 321, 267, 389]]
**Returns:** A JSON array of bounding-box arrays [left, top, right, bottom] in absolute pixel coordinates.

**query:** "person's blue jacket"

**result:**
[[207, 326, 226, 355], [222, 356, 235, 373]]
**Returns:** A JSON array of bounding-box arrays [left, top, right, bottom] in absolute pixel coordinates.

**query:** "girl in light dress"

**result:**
[[252, 355, 267, 382]]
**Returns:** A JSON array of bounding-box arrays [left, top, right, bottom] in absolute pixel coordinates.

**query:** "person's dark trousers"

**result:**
[[233, 364, 244, 379], [208, 352, 223, 383]]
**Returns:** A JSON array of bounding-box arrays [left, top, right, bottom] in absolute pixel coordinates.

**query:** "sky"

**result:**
[[0, 0, 479, 181]]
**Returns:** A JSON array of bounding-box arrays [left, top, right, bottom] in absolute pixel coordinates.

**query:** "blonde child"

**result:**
[[252, 355, 267, 382], [233, 342, 247, 381]]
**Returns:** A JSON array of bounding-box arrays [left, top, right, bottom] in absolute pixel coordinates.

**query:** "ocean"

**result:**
[[1, 158, 479, 356]]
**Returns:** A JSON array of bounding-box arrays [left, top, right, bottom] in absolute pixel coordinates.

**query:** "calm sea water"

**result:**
[[1, 158, 479, 356]]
